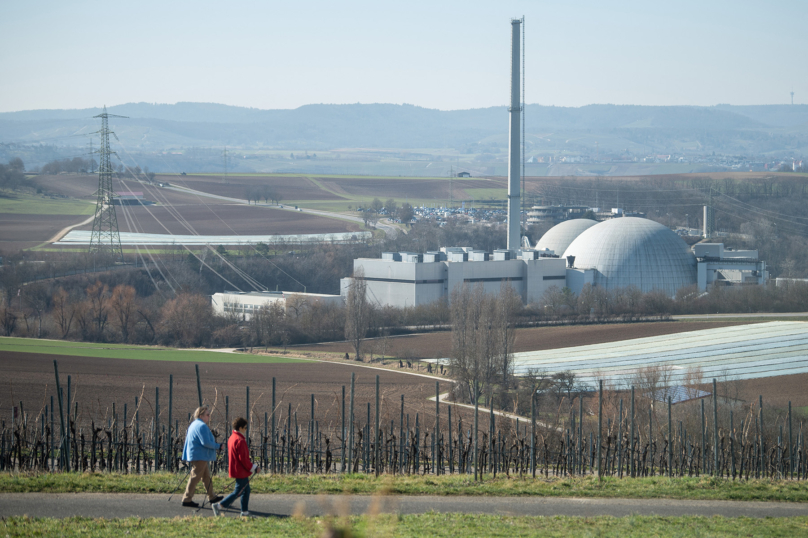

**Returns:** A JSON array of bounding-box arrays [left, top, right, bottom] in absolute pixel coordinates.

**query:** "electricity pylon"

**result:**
[[89, 106, 127, 261]]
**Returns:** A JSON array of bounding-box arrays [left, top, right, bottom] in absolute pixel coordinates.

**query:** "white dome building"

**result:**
[[562, 217, 696, 296], [536, 219, 598, 256]]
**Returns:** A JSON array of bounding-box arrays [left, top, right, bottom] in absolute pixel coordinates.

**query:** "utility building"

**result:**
[[341, 248, 566, 308], [211, 290, 343, 321]]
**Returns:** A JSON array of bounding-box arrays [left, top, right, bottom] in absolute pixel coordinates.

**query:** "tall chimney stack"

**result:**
[[507, 18, 522, 251]]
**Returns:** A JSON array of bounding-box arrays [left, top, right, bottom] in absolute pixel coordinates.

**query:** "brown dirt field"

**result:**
[[75, 204, 358, 236], [717, 373, 808, 409], [291, 321, 753, 359], [160, 174, 344, 201], [521, 172, 801, 193], [0, 214, 82, 244], [0, 352, 483, 437], [29, 175, 98, 200], [317, 177, 507, 202]]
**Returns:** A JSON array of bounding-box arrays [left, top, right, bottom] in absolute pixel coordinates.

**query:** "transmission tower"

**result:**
[[222, 146, 228, 183], [89, 106, 126, 261]]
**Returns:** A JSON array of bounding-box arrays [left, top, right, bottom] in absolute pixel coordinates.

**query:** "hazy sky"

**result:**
[[1, 0, 806, 112]]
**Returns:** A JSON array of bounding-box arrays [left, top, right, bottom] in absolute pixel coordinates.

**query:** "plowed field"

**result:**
[[0, 352, 475, 436], [291, 321, 752, 359]]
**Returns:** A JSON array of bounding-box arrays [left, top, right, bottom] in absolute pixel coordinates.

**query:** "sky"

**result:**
[[1, 0, 806, 113]]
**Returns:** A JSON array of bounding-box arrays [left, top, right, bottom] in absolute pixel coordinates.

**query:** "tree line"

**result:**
[[245, 185, 283, 205]]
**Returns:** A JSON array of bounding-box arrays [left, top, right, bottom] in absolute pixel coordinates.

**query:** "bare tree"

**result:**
[[109, 285, 137, 343], [344, 268, 370, 361], [51, 287, 74, 339], [86, 280, 109, 340], [495, 282, 520, 389], [0, 299, 17, 336]]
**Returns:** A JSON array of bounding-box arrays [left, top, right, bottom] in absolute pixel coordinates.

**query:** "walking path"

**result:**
[[1, 493, 806, 519]]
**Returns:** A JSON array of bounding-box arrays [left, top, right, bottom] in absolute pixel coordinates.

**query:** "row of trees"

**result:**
[[40, 157, 95, 175], [245, 185, 283, 205], [359, 197, 414, 227], [538, 280, 808, 318]]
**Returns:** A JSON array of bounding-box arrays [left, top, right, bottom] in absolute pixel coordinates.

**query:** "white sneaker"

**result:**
[[211, 503, 221, 516], [240, 511, 253, 517]]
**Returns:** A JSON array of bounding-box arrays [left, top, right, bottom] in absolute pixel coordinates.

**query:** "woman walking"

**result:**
[[181, 406, 223, 508], [212, 417, 260, 517]]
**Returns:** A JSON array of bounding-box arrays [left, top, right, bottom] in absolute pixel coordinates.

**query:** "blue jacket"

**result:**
[[182, 419, 220, 462]]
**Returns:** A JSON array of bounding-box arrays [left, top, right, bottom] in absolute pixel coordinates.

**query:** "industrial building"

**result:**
[[341, 248, 566, 308], [343, 216, 768, 308], [211, 290, 343, 321]]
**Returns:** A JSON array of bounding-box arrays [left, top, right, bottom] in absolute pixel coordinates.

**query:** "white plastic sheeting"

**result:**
[[510, 321, 808, 389], [56, 230, 371, 245]]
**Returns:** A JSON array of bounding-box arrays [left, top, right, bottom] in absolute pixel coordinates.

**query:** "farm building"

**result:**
[[211, 290, 343, 321]]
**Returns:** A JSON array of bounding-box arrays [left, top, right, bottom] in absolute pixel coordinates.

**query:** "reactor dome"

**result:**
[[562, 217, 696, 296], [536, 218, 598, 256]]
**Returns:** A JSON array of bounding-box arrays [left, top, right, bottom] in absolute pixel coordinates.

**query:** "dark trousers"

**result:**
[[220, 477, 250, 512]]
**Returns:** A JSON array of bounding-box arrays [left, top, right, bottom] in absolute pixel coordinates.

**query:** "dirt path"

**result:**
[[47, 213, 95, 243]]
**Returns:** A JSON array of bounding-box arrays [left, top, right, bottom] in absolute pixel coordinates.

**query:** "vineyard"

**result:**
[[2, 359, 805, 482]]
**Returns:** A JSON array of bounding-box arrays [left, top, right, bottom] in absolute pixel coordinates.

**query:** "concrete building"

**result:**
[[693, 243, 768, 291], [526, 205, 589, 225], [342, 247, 566, 308], [211, 290, 343, 321]]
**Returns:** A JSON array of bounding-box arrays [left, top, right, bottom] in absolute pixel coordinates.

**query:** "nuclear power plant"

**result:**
[[340, 18, 769, 309]]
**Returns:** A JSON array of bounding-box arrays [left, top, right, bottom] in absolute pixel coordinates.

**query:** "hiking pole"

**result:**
[[168, 462, 191, 502], [195, 475, 231, 514]]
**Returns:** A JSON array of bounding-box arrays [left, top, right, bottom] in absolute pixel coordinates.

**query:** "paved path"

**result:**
[[2, 493, 806, 519]]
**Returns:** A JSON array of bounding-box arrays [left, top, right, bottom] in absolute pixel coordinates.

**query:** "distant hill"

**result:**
[[1, 102, 806, 158]]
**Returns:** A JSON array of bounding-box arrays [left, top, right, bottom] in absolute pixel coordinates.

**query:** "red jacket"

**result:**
[[227, 431, 255, 479]]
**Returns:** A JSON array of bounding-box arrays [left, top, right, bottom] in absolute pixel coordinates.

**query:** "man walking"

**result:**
[[181, 406, 223, 508]]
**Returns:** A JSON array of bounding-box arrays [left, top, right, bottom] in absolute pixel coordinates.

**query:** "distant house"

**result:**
[[114, 191, 155, 206], [457, 171, 471, 178]]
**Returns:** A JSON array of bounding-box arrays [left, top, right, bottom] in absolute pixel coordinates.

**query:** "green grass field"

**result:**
[[3, 473, 806, 503], [0, 192, 94, 215], [0, 337, 304, 363], [4, 514, 807, 538]]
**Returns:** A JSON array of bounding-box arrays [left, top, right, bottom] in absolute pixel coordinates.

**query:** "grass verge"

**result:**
[[2, 472, 806, 502], [0, 337, 304, 363], [2, 514, 807, 537]]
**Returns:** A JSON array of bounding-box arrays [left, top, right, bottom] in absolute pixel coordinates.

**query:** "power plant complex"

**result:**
[[216, 18, 769, 315], [340, 18, 768, 309]]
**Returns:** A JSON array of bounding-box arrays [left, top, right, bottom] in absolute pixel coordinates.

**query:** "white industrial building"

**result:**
[[341, 248, 566, 308], [211, 290, 343, 320], [343, 217, 769, 309]]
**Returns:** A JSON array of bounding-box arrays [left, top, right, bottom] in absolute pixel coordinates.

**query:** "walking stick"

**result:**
[[168, 461, 191, 502]]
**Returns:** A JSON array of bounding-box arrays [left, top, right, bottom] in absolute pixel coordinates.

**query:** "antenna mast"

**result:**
[[89, 105, 126, 261]]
